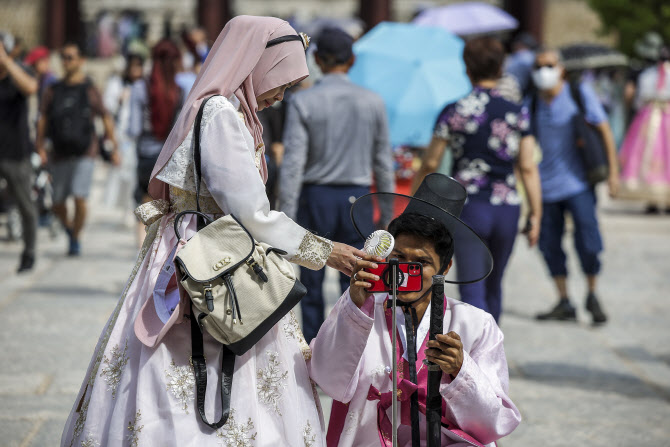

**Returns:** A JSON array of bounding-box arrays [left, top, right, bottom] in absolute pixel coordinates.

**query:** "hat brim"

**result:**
[[350, 192, 493, 284]]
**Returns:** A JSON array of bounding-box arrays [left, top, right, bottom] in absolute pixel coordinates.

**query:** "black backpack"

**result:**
[[47, 80, 94, 157]]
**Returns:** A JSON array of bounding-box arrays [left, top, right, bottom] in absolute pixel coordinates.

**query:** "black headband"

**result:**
[[266, 32, 310, 51]]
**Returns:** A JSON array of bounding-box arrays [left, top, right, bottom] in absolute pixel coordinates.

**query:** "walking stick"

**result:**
[[425, 275, 445, 447], [389, 258, 400, 447]]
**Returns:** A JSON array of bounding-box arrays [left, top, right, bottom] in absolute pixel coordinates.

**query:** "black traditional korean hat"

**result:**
[[350, 173, 493, 284]]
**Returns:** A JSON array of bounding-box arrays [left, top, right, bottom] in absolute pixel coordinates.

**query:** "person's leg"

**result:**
[[297, 185, 339, 343], [69, 157, 96, 255], [0, 159, 37, 271], [566, 189, 606, 323], [536, 199, 576, 320], [484, 204, 521, 323], [455, 201, 493, 315], [50, 159, 74, 232], [72, 197, 87, 239]]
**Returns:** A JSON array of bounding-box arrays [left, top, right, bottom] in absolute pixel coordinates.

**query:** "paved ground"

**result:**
[[1, 164, 669, 446]]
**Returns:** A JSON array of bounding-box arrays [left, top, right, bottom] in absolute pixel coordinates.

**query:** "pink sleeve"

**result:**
[[308, 289, 374, 403], [439, 316, 521, 444]]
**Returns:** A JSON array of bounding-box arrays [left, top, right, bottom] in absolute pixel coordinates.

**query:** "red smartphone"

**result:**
[[365, 262, 423, 293]]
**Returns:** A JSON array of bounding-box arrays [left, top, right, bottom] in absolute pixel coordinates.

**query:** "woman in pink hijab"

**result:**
[[61, 16, 364, 446]]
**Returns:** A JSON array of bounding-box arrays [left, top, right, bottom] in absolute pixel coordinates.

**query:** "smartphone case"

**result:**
[[365, 262, 423, 293]]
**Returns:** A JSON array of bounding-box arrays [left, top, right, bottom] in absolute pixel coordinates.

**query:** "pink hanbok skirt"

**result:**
[[60, 208, 325, 447], [619, 102, 670, 203]]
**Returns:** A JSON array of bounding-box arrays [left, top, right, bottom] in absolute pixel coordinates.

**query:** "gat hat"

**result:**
[[134, 245, 187, 347], [24, 46, 49, 66], [350, 173, 493, 284], [315, 27, 354, 64]]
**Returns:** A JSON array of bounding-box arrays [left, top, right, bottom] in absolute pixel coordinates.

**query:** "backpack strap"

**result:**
[[192, 95, 220, 230], [189, 94, 235, 430], [569, 81, 586, 115], [190, 304, 236, 429]]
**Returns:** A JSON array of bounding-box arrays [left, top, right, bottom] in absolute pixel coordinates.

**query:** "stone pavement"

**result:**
[[1, 165, 669, 446]]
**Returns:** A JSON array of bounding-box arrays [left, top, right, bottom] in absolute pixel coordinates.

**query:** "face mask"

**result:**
[[532, 66, 561, 90]]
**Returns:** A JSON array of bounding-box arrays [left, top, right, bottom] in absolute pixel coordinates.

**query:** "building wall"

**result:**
[[543, 0, 616, 47], [0, 0, 44, 48], [80, 0, 198, 44]]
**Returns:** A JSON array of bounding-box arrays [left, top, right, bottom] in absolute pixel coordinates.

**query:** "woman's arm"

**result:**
[[516, 135, 542, 246], [412, 136, 448, 194], [199, 100, 364, 273]]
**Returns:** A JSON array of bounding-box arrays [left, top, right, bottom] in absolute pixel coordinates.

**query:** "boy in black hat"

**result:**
[[308, 174, 520, 446]]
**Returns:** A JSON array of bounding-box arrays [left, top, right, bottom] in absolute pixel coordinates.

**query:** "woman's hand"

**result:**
[[326, 242, 367, 277], [522, 214, 541, 247], [349, 255, 384, 308]]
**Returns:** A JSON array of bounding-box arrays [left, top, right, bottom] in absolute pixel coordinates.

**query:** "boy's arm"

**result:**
[[308, 289, 375, 403], [439, 316, 521, 444]]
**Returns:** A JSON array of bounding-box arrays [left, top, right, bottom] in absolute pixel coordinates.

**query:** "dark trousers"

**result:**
[[297, 184, 371, 343], [539, 189, 602, 277], [0, 158, 37, 257], [456, 201, 520, 322]]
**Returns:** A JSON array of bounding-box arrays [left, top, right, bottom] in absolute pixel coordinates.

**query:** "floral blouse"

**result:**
[[434, 87, 530, 206]]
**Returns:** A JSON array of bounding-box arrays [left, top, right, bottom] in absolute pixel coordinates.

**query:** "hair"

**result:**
[[122, 53, 144, 84], [62, 41, 84, 57], [149, 39, 181, 141], [387, 213, 454, 271], [463, 37, 505, 83]]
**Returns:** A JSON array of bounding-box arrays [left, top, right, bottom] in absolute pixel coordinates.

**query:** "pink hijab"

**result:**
[[148, 16, 309, 199]]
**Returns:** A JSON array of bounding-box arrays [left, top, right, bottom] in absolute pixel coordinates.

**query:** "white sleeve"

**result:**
[[199, 102, 333, 269]]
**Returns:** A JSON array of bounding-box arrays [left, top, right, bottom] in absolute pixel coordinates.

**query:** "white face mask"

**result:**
[[532, 66, 562, 91]]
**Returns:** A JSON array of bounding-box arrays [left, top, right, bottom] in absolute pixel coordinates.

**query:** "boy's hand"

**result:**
[[425, 331, 464, 377], [349, 255, 384, 308]]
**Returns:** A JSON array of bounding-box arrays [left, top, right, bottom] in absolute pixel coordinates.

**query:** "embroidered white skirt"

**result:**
[[61, 214, 325, 447]]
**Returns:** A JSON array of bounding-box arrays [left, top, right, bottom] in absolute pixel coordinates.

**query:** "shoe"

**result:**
[[17, 253, 34, 273], [68, 238, 81, 256], [586, 292, 607, 324], [536, 299, 577, 321], [645, 205, 660, 214]]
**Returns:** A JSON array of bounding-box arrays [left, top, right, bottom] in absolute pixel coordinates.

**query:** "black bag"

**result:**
[[531, 83, 609, 185], [47, 80, 94, 157]]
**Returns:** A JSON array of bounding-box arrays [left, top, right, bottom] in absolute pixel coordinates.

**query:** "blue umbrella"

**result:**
[[413, 2, 518, 36], [349, 22, 470, 147]]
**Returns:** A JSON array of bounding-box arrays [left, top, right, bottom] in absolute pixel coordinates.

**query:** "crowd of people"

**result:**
[[0, 12, 669, 447]]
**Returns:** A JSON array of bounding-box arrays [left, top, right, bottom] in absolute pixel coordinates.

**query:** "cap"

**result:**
[[24, 46, 49, 66], [316, 27, 354, 64]]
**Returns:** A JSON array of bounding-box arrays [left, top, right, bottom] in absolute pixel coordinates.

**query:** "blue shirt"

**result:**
[[530, 82, 607, 202], [434, 87, 530, 206], [279, 74, 395, 219]]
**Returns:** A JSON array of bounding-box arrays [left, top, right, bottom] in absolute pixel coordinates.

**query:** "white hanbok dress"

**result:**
[[61, 95, 333, 447]]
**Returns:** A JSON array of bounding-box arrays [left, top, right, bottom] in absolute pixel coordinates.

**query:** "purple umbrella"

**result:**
[[413, 2, 518, 36]]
